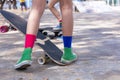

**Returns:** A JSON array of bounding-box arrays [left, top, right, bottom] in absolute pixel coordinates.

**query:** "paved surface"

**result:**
[[0, 9, 120, 80]]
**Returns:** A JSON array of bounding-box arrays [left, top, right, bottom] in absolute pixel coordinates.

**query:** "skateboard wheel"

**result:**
[[42, 30, 55, 36], [38, 56, 46, 65], [0, 26, 9, 33], [42, 30, 49, 35]]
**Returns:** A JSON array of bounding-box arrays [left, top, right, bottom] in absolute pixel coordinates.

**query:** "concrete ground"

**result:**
[[0, 9, 120, 80]]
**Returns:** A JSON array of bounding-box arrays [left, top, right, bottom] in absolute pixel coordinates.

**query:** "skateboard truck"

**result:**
[[0, 10, 66, 66], [42, 30, 56, 39], [58, 31, 63, 37]]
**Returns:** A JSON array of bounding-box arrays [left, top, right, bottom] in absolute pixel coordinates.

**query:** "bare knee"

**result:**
[[48, 3, 54, 9], [60, 0, 72, 11]]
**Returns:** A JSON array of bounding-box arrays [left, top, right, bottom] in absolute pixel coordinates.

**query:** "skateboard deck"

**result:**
[[0, 10, 65, 65]]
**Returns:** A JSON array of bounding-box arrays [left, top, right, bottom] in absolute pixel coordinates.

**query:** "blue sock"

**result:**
[[63, 36, 72, 48]]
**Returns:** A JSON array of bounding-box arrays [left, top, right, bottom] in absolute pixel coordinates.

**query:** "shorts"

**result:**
[[20, 2, 26, 7]]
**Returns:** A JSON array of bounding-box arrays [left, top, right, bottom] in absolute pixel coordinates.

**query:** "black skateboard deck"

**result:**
[[0, 10, 65, 65]]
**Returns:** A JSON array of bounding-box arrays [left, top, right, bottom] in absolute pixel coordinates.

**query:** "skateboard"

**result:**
[[0, 10, 65, 66], [39, 27, 62, 39]]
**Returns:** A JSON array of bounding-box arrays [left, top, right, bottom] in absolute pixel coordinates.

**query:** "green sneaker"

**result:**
[[61, 48, 77, 64], [14, 48, 32, 70]]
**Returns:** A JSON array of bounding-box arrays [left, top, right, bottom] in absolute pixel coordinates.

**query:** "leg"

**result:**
[[60, 0, 77, 64], [15, 0, 46, 70], [60, 0, 73, 36], [23, 2, 27, 11], [20, 3, 23, 11], [27, 0, 46, 35], [48, 0, 61, 21], [48, 0, 62, 30]]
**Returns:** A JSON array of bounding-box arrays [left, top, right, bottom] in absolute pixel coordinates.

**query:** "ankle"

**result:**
[[21, 48, 32, 60], [63, 48, 75, 60], [64, 47, 72, 54]]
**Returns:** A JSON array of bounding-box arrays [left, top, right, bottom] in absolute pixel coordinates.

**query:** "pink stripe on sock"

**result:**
[[25, 34, 36, 48]]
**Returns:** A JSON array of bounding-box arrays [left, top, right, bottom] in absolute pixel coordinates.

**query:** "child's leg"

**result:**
[[20, 5, 23, 11], [23, 2, 27, 11], [15, 0, 46, 69], [48, 0, 62, 30], [60, 0, 77, 64], [48, 0, 61, 21], [27, 0, 46, 35]]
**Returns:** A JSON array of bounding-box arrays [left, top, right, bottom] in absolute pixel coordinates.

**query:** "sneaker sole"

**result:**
[[15, 60, 32, 70], [61, 56, 77, 65]]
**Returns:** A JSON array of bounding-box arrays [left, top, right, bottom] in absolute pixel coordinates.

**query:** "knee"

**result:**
[[62, 6, 72, 12], [60, 1, 73, 10], [61, 4, 72, 11], [48, 3, 54, 9]]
